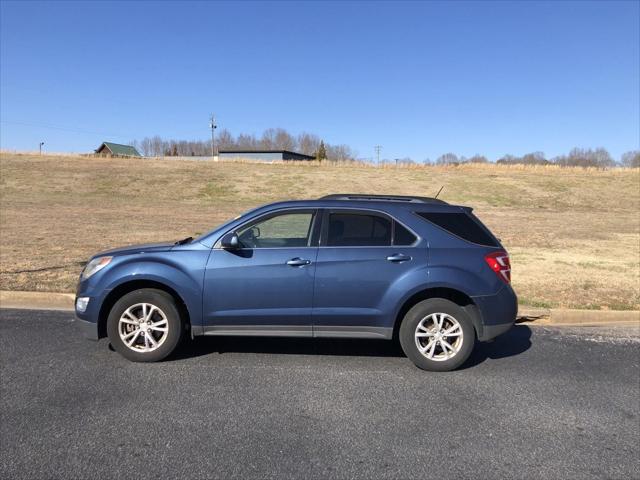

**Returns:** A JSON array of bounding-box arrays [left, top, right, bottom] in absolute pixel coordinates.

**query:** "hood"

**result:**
[[96, 242, 175, 257]]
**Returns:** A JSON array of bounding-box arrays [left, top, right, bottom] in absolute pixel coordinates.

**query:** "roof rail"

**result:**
[[319, 194, 447, 204]]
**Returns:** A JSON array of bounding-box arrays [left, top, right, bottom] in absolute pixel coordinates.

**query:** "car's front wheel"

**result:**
[[399, 298, 475, 371], [107, 288, 184, 362]]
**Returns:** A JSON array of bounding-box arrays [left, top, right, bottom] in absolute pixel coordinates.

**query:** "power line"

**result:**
[[0, 120, 131, 139]]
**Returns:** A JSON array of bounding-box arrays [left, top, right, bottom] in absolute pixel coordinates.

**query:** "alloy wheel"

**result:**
[[118, 303, 169, 353], [414, 312, 464, 362]]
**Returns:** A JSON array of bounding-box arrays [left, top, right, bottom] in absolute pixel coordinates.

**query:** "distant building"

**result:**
[[95, 142, 141, 157], [217, 150, 315, 162]]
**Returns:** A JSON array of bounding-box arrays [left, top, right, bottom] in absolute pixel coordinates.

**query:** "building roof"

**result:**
[[218, 149, 316, 159], [96, 142, 141, 157]]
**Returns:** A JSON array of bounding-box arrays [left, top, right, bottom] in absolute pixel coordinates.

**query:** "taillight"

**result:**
[[485, 251, 511, 283]]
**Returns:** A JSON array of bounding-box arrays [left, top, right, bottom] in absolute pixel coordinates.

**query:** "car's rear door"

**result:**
[[311, 208, 419, 338], [202, 208, 320, 336]]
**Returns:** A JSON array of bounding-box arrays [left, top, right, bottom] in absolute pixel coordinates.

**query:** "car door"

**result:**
[[312, 208, 419, 338], [202, 208, 319, 336]]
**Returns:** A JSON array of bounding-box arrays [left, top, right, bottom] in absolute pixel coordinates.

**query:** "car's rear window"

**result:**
[[416, 211, 498, 247]]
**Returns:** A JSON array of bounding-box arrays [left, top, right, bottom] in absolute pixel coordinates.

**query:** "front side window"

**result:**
[[327, 213, 392, 246], [237, 212, 314, 248]]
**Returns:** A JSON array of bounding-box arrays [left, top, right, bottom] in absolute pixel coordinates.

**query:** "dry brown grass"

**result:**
[[1, 152, 639, 310]]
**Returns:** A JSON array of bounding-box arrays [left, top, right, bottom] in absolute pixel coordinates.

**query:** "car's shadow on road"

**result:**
[[459, 324, 533, 369], [168, 324, 533, 367]]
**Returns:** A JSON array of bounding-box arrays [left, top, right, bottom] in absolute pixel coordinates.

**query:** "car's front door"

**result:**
[[312, 209, 420, 338], [202, 209, 319, 336]]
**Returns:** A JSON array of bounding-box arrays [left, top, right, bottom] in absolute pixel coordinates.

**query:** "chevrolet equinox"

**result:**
[[75, 194, 517, 371]]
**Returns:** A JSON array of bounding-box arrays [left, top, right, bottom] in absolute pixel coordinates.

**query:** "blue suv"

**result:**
[[75, 194, 517, 371]]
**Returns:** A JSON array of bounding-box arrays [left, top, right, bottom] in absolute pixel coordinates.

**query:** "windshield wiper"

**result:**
[[174, 236, 193, 245]]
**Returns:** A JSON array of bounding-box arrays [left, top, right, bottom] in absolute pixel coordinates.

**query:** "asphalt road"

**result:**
[[1, 309, 638, 480]]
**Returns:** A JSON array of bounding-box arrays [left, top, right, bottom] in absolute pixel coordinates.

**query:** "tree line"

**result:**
[[129, 130, 639, 168], [421, 148, 639, 168], [130, 128, 356, 161]]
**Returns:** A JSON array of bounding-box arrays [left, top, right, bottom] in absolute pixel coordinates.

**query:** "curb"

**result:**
[[0, 291, 75, 311], [547, 309, 639, 325], [517, 307, 639, 325], [1, 291, 639, 325]]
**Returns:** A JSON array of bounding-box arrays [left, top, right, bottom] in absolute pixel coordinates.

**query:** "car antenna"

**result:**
[[434, 185, 444, 199]]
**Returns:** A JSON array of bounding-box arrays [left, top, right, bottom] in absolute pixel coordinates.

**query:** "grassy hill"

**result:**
[[1, 153, 638, 310]]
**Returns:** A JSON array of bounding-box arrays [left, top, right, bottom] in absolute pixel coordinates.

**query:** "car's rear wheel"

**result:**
[[107, 289, 184, 362], [399, 298, 475, 371]]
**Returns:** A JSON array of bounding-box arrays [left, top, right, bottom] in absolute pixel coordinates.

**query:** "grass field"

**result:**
[[1, 153, 639, 310]]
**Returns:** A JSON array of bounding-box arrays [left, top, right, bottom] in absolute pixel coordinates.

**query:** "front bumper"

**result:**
[[75, 316, 99, 340], [75, 276, 109, 339]]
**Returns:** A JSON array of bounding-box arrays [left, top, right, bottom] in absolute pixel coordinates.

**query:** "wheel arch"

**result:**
[[392, 287, 482, 340], [97, 280, 191, 339]]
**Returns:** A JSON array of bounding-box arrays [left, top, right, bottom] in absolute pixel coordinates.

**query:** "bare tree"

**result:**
[[297, 132, 320, 156], [497, 152, 548, 165], [468, 154, 489, 163], [274, 128, 296, 151], [555, 148, 615, 168], [621, 150, 640, 168], [327, 144, 354, 161], [436, 153, 459, 165], [150, 136, 163, 157], [521, 152, 549, 165], [236, 133, 258, 149], [260, 128, 277, 149], [216, 129, 235, 151], [396, 157, 415, 165]]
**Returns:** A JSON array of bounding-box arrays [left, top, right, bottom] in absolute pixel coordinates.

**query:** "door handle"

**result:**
[[286, 257, 311, 267], [386, 253, 411, 262]]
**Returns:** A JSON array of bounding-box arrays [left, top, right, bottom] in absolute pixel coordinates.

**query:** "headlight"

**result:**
[[82, 256, 113, 280]]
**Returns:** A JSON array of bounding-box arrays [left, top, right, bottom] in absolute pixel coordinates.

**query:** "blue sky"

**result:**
[[1, 0, 638, 161]]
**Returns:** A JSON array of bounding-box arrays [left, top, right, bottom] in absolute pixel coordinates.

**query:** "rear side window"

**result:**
[[327, 213, 391, 246], [416, 211, 498, 247]]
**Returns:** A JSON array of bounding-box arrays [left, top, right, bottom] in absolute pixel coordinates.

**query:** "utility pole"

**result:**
[[209, 114, 217, 158], [374, 145, 382, 164], [39, 142, 44, 155]]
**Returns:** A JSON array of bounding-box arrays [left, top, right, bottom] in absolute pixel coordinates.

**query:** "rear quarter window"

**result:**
[[393, 222, 417, 246], [416, 211, 498, 247]]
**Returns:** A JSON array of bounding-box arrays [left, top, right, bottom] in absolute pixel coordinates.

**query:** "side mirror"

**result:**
[[221, 232, 240, 250]]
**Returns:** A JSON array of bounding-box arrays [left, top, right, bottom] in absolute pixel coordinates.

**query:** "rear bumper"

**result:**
[[75, 316, 99, 341], [480, 322, 514, 341], [472, 285, 518, 342]]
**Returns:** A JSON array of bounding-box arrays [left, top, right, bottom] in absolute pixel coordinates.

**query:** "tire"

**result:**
[[107, 288, 184, 362], [399, 298, 475, 372]]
